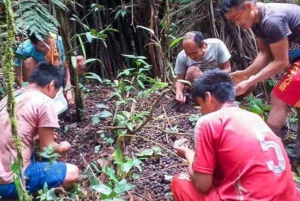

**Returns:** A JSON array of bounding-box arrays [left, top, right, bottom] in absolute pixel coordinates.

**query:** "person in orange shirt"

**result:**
[[171, 70, 299, 201]]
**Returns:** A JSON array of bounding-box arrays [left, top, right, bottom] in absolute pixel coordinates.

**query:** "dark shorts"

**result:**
[[0, 160, 66, 198]]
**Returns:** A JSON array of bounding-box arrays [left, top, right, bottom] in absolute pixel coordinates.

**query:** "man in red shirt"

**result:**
[[171, 70, 299, 201]]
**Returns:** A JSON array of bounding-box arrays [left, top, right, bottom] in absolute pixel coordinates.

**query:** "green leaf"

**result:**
[[121, 54, 147, 60], [96, 104, 110, 109], [126, 122, 134, 131], [136, 147, 163, 158], [170, 37, 184, 49], [249, 103, 263, 115], [51, 0, 69, 11], [92, 183, 113, 195], [92, 110, 113, 124], [113, 146, 124, 164], [84, 58, 102, 65], [137, 79, 145, 89], [84, 72, 103, 83], [114, 179, 134, 194], [102, 165, 119, 182], [120, 158, 142, 173], [94, 145, 101, 154]]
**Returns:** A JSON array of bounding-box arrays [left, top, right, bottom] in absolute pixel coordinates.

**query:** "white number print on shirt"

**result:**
[[254, 128, 286, 174]]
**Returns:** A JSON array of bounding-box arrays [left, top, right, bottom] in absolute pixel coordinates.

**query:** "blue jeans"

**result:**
[[0, 160, 66, 198]]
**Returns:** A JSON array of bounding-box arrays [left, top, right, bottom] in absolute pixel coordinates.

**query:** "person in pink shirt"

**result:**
[[0, 62, 79, 198], [171, 70, 299, 201]]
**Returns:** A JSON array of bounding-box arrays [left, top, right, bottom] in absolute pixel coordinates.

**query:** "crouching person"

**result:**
[[0, 62, 79, 198], [171, 70, 299, 201]]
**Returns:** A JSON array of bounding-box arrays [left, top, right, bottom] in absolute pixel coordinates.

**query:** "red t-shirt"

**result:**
[[193, 103, 298, 201]]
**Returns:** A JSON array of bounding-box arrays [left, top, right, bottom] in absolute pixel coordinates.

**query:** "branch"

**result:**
[[132, 88, 171, 134], [98, 125, 192, 136]]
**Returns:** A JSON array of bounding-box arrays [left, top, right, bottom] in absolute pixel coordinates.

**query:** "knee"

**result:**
[[270, 92, 288, 109], [64, 164, 80, 185], [171, 173, 189, 192], [186, 66, 203, 83], [23, 57, 37, 69]]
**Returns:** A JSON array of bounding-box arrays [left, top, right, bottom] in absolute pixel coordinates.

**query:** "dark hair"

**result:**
[[184, 31, 205, 48], [27, 31, 47, 44], [29, 62, 66, 89], [221, 0, 256, 14], [192, 69, 235, 103]]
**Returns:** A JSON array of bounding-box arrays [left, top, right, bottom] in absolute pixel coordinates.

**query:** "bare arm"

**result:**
[[248, 37, 289, 85], [62, 62, 71, 86], [184, 148, 213, 193], [175, 74, 185, 94], [38, 127, 70, 154], [244, 38, 272, 77], [14, 66, 23, 87], [219, 60, 231, 73]]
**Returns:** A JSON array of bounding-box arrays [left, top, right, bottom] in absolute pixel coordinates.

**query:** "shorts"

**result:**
[[0, 160, 66, 198], [273, 61, 300, 107], [171, 173, 220, 201]]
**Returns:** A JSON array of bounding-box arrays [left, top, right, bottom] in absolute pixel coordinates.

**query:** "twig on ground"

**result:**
[[98, 125, 193, 136], [132, 88, 172, 134]]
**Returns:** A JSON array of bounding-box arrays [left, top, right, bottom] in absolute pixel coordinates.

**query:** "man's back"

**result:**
[[194, 103, 298, 200], [252, 3, 300, 45], [0, 89, 59, 184]]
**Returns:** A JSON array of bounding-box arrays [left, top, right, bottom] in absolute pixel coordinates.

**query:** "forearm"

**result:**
[[175, 81, 185, 93], [14, 66, 23, 86], [63, 62, 71, 85], [185, 149, 195, 177], [249, 59, 289, 85], [245, 51, 271, 77]]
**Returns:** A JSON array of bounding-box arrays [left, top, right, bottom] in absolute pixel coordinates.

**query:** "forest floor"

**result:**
[[59, 84, 200, 201]]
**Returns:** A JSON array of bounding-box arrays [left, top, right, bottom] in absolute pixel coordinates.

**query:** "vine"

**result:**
[[3, 0, 31, 200]]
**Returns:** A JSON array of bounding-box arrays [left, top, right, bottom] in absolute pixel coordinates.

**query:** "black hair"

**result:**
[[221, 0, 256, 14], [27, 31, 47, 44], [192, 69, 236, 103], [29, 62, 66, 89]]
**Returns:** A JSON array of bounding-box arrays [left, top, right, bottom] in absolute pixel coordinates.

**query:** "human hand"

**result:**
[[58, 141, 71, 153], [76, 55, 86, 76], [235, 79, 252, 96], [173, 138, 189, 159], [230, 70, 248, 85], [66, 90, 75, 105], [176, 92, 186, 103]]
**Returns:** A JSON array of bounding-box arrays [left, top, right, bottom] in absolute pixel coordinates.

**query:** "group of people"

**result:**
[[0, 33, 83, 197], [171, 0, 300, 200], [1, 0, 300, 200]]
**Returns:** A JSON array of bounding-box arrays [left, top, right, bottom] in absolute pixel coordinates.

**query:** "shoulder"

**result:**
[[176, 50, 187, 61], [23, 90, 54, 108], [195, 110, 224, 131], [17, 39, 34, 53], [204, 38, 225, 46], [177, 49, 186, 58]]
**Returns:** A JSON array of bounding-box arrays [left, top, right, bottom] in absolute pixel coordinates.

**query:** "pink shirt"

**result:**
[[193, 103, 298, 201], [0, 89, 59, 184]]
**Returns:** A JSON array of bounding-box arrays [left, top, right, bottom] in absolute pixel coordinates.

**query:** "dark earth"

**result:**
[[58, 84, 199, 200]]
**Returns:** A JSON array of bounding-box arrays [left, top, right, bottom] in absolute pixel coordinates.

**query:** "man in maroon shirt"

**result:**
[[221, 0, 300, 160], [171, 70, 299, 201]]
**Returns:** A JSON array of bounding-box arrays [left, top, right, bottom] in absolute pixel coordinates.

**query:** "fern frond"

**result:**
[[15, 0, 60, 39], [51, 0, 69, 11]]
